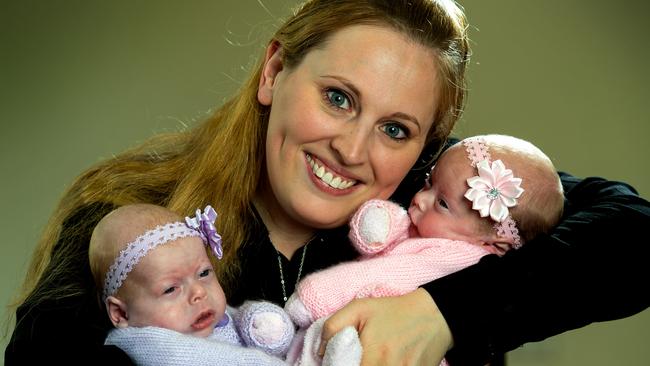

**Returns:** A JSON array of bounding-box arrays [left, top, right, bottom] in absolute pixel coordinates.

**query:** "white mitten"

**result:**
[[348, 199, 410, 255], [284, 292, 315, 328], [322, 326, 362, 366]]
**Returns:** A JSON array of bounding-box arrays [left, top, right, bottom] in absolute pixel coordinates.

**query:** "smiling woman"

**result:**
[[2, 0, 649, 365], [257, 25, 439, 241]]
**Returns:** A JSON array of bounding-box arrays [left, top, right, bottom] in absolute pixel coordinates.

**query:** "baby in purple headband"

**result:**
[[89, 203, 294, 365]]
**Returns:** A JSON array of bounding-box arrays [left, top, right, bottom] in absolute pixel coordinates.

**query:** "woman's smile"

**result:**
[[306, 153, 357, 190]]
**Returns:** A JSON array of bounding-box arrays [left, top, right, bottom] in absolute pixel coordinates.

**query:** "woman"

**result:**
[[6, 1, 648, 365]]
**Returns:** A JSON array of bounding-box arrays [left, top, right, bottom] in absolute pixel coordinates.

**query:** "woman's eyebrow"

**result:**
[[321, 74, 361, 98], [388, 112, 421, 130]]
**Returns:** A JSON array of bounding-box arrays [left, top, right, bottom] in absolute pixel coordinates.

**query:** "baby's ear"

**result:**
[[481, 233, 516, 256], [106, 296, 129, 328]]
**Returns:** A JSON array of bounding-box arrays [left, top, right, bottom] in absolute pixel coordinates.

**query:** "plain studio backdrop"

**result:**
[[1, 1, 648, 365]]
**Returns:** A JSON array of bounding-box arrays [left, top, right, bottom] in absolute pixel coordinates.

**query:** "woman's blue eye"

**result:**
[[382, 123, 408, 140], [325, 89, 351, 110]]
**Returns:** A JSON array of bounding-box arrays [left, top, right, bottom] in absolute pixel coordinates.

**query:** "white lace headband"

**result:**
[[462, 137, 524, 248], [102, 205, 222, 302]]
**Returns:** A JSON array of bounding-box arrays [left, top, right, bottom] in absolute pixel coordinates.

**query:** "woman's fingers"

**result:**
[[320, 288, 453, 365]]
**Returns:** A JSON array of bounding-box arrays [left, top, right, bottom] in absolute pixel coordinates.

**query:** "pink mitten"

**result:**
[[348, 199, 411, 255]]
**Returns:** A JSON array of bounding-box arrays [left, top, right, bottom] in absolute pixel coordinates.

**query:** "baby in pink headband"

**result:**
[[285, 135, 565, 365], [89, 204, 294, 365]]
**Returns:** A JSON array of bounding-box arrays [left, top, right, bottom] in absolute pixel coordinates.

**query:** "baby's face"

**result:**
[[119, 236, 226, 337], [408, 148, 510, 255]]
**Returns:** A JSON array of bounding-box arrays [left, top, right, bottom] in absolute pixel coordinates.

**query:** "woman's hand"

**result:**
[[319, 288, 453, 366]]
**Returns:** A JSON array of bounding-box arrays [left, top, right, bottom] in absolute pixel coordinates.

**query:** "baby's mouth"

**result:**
[[306, 154, 357, 189], [192, 310, 216, 331]]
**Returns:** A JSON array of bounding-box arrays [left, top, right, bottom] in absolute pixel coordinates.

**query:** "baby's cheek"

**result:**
[[146, 305, 187, 332]]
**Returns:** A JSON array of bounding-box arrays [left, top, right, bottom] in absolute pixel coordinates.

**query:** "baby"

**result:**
[[88, 203, 294, 365], [285, 135, 565, 365]]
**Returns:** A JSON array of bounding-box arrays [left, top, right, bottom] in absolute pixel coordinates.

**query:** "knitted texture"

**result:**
[[296, 199, 490, 321], [285, 199, 491, 366], [210, 310, 244, 346], [234, 301, 296, 358], [285, 317, 362, 366], [105, 326, 287, 366], [106, 304, 294, 365]]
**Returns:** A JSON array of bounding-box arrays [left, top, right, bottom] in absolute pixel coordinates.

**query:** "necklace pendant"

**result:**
[[274, 234, 314, 305]]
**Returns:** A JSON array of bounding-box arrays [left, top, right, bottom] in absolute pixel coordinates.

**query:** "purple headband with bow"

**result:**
[[102, 205, 223, 302], [185, 205, 223, 260]]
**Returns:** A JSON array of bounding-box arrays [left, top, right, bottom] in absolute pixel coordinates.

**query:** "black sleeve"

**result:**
[[5, 295, 134, 364], [422, 172, 650, 365], [4, 203, 135, 365]]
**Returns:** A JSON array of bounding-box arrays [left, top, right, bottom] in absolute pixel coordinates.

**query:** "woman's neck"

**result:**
[[253, 194, 315, 260]]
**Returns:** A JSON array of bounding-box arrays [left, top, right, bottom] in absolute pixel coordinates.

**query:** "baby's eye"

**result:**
[[381, 123, 409, 141], [163, 287, 176, 295], [438, 199, 449, 210], [324, 89, 351, 110], [199, 268, 212, 278]]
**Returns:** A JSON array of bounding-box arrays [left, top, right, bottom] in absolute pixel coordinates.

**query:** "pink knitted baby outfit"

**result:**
[[285, 199, 491, 366], [295, 199, 490, 322]]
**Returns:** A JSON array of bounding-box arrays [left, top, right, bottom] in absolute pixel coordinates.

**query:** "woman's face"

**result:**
[[258, 24, 440, 228]]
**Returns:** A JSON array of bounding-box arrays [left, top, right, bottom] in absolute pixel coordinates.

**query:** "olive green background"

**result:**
[[1, 1, 648, 364]]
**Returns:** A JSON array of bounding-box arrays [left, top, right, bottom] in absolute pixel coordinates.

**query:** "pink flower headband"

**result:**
[[462, 138, 524, 248], [102, 205, 223, 302]]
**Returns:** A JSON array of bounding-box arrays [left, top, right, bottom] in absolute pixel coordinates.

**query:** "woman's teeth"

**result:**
[[307, 155, 356, 189]]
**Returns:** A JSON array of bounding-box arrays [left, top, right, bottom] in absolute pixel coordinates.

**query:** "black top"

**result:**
[[6, 141, 650, 365], [228, 219, 358, 307]]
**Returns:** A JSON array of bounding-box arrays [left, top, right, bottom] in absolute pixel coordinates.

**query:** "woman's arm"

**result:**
[[5, 294, 134, 365], [425, 172, 650, 364]]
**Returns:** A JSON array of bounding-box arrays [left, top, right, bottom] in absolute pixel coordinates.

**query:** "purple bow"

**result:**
[[185, 205, 223, 259]]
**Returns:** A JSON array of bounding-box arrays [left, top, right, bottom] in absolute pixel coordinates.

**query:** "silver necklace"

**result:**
[[274, 235, 318, 304]]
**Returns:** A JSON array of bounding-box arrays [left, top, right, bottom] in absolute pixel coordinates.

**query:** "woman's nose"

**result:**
[[330, 123, 372, 166]]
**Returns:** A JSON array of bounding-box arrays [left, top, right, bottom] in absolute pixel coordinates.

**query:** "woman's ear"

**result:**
[[106, 296, 129, 328], [257, 40, 284, 106]]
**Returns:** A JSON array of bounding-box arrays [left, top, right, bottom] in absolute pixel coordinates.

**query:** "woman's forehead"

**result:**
[[301, 24, 439, 127]]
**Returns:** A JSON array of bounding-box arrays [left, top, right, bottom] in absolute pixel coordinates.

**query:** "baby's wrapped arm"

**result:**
[[232, 301, 296, 358], [289, 238, 490, 325], [105, 326, 288, 366]]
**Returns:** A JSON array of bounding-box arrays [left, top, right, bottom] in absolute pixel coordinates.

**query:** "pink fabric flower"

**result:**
[[464, 159, 524, 222]]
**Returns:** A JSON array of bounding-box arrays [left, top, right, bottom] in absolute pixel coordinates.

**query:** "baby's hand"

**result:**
[[284, 292, 314, 328], [235, 301, 296, 357], [349, 199, 411, 255]]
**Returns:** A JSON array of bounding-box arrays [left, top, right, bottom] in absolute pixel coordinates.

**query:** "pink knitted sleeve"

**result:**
[[296, 238, 490, 320]]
